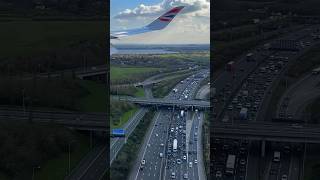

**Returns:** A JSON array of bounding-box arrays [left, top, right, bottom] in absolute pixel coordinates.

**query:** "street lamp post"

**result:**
[[32, 166, 40, 180], [68, 142, 71, 174], [22, 88, 26, 115]]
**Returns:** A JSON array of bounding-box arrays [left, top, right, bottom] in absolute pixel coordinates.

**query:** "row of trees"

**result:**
[[0, 76, 87, 110], [110, 110, 155, 180], [110, 100, 136, 127], [0, 40, 105, 76]]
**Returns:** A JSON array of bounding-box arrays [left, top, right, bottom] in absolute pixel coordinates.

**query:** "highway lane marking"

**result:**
[[134, 112, 161, 180], [78, 145, 106, 180]]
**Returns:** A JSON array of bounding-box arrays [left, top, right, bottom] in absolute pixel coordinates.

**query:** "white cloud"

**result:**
[[114, 0, 210, 19], [111, 0, 210, 44]]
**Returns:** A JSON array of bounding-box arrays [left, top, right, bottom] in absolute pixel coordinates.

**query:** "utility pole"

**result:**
[[68, 142, 71, 174], [22, 88, 26, 116], [32, 166, 40, 180]]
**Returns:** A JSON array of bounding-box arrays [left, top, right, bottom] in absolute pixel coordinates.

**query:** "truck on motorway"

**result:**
[[172, 88, 178, 93], [226, 154, 236, 175], [173, 139, 178, 152], [273, 151, 280, 162], [180, 110, 184, 117], [239, 108, 248, 120], [226, 61, 235, 72]]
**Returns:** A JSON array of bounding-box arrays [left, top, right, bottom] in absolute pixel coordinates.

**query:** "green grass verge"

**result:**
[[305, 97, 320, 124], [34, 133, 90, 180], [134, 87, 145, 97], [0, 20, 105, 59], [110, 100, 137, 129], [78, 80, 107, 112], [111, 107, 138, 129], [287, 43, 320, 78], [110, 66, 162, 81], [110, 110, 155, 180], [304, 155, 320, 180]]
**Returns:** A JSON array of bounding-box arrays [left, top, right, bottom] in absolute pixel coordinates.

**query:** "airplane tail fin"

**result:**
[[146, 6, 184, 31]]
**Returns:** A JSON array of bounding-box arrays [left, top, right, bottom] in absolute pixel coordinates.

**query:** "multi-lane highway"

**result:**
[[211, 25, 320, 180], [129, 69, 209, 180]]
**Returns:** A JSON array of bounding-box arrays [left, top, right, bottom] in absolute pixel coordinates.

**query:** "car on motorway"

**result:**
[[160, 153, 163, 158], [240, 159, 246, 165], [281, 174, 288, 180], [215, 171, 222, 178], [183, 173, 188, 179], [171, 172, 176, 179], [177, 159, 182, 164], [189, 162, 192, 168], [194, 159, 197, 164]]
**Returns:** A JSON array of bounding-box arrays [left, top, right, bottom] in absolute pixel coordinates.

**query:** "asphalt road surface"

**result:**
[[129, 69, 209, 180]]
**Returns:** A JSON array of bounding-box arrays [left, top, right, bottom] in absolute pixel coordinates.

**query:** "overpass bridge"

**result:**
[[118, 97, 210, 110], [212, 121, 320, 143], [0, 107, 107, 131]]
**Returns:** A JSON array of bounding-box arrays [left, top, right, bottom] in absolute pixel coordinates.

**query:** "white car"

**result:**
[[215, 171, 222, 178], [183, 155, 187, 160], [177, 159, 182, 164], [141, 160, 145, 165], [281, 175, 288, 180], [194, 159, 198, 164], [189, 162, 192, 168]]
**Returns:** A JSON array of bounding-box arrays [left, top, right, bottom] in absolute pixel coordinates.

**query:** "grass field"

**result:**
[[134, 87, 145, 97], [110, 66, 162, 81], [34, 133, 90, 180], [111, 108, 138, 129], [78, 80, 107, 112], [157, 52, 210, 64], [304, 154, 320, 180], [0, 20, 105, 59]]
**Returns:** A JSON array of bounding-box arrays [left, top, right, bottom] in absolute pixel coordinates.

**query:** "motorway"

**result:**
[[277, 72, 320, 120], [129, 69, 209, 180], [211, 25, 320, 180], [0, 106, 106, 130]]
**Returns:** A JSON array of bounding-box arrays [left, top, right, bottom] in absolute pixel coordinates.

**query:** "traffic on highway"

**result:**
[[131, 69, 209, 180], [211, 25, 320, 180]]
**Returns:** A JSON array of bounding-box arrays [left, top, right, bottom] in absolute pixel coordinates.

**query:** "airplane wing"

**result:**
[[110, 6, 185, 40]]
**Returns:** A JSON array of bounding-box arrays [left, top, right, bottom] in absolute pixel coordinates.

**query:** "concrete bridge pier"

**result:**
[[261, 140, 266, 157]]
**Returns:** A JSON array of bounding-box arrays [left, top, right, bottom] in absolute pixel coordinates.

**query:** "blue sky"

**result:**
[[110, 0, 160, 17], [110, 0, 210, 44]]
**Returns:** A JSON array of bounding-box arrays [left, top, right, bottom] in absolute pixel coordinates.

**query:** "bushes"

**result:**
[[0, 122, 78, 178], [0, 77, 87, 110], [110, 110, 155, 180], [110, 100, 136, 127]]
